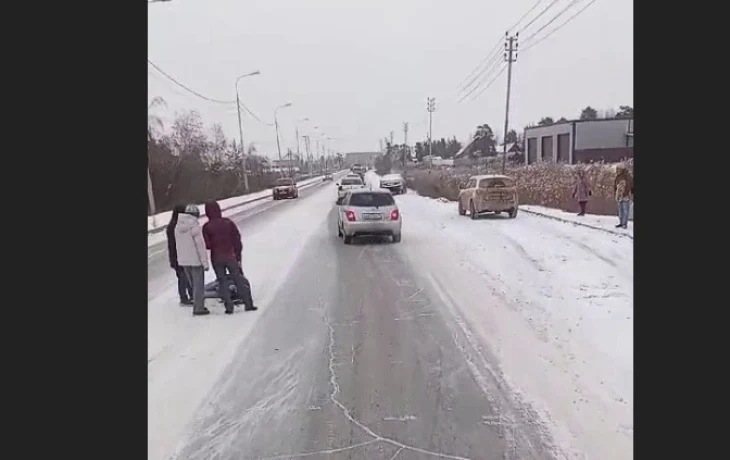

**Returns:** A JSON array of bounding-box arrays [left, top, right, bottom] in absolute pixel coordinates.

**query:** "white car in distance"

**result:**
[[336, 175, 366, 199]]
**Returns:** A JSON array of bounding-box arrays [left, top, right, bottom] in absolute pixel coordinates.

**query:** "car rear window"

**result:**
[[479, 178, 514, 188], [349, 193, 395, 207], [275, 178, 294, 186], [342, 178, 363, 185]]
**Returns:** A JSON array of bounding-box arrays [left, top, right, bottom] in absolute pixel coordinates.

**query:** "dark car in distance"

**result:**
[[272, 177, 299, 200]]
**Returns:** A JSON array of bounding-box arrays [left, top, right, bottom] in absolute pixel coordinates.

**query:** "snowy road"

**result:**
[[149, 173, 633, 460]]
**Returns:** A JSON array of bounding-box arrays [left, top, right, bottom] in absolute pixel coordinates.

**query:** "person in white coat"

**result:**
[[174, 204, 210, 316]]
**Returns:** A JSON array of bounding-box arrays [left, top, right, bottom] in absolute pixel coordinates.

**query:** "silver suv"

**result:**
[[336, 189, 402, 244], [379, 173, 406, 194]]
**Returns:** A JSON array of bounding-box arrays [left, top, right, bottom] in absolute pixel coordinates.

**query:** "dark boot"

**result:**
[[180, 299, 193, 306], [245, 305, 258, 312], [615, 224, 623, 228], [193, 308, 211, 316]]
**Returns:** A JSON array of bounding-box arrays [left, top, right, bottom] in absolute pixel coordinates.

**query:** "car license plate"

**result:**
[[363, 213, 382, 220]]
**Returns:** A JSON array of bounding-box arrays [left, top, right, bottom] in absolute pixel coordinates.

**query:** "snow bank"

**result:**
[[147, 172, 343, 231], [396, 193, 633, 460], [148, 183, 338, 460], [521, 204, 633, 238]]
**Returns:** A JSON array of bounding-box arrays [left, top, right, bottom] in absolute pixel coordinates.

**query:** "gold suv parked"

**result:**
[[457, 174, 518, 219]]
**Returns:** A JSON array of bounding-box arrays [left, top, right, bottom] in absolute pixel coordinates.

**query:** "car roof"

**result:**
[[382, 173, 402, 178], [470, 174, 513, 180], [348, 188, 390, 194]]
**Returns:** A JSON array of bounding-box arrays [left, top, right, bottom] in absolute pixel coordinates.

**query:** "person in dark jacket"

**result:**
[[166, 204, 193, 305], [202, 201, 257, 314]]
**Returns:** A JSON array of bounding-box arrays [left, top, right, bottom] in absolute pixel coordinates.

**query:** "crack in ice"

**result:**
[[317, 296, 477, 460], [256, 439, 379, 459]]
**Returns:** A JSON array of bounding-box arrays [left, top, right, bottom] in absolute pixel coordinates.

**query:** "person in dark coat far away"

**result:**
[[166, 204, 193, 306], [202, 201, 257, 314]]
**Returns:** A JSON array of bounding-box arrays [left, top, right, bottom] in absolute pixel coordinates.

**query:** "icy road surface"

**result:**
[[149, 173, 632, 460]]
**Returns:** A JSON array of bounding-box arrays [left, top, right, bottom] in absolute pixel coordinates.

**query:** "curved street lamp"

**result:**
[[234, 70, 261, 192]]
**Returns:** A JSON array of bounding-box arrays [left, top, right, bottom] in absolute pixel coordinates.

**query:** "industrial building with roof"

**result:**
[[524, 117, 633, 164]]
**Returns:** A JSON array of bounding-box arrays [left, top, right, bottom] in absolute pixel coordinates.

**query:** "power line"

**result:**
[[459, 51, 503, 94], [238, 101, 274, 127], [458, 60, 505, 103], [456, 36, 503, 89], [468, 65, 507, 103], [456, 0, 551, 92], [521, 0, 583, 45], [508, 0, 545, 32], [521, 0, 600, 53], [148, 59, 237, 104], [518, 0, 562, 33]]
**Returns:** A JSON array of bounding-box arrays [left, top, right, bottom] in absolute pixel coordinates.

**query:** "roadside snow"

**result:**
[[396, 193, 633, 460], [147, 173, 340, 231], [148, 183, 337, 460], [521, 204, 633, 237]]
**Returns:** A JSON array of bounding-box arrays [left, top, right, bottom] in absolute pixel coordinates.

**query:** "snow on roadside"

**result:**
[[396, 193, 633, 460], [147, 173, 339, 231], [521, 204, 633, 237], [148, 196, 272, 248], [148, 183, 337, 460]]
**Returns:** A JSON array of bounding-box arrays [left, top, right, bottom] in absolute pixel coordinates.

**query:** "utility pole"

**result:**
[[502, 32, 518, 174], [234, 71, 260, 192], [147, 166, 157, 227], [296, 127, 300, 162], [235, 92, 249, 192], [427, 97, 436, 170], [304, 135, 313, 175], [287, 148, 293, 178], [389, 131, 394, 149], [403, 122, 409, 171]]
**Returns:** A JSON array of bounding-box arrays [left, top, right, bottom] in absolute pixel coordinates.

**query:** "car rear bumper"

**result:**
[[381, 182, 403, 189], [476, 201, 518, 212], [342, 220, 401, 237], [273, 189, 296, 198]]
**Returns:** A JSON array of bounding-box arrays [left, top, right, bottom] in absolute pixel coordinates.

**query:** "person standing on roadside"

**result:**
[[174, 205, 210, 316], [571, 168, 592, 216], [203, 200, 257, 314], [614, 163, 633, 229], [166, 204, 193, 306]]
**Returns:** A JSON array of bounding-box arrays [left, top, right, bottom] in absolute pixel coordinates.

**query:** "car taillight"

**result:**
[[345, 210, 356, 221], [390, 209, 399, 220]]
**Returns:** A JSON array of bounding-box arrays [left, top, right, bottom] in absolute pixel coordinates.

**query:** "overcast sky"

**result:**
[[148, 0, 632, 158]]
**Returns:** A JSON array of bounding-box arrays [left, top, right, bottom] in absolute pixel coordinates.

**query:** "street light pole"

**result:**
[[274, 102, 292, 177], [234, 71, 261, 193], [295, 117, 309, 177]]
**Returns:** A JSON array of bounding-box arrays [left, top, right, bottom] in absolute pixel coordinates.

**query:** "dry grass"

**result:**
[[405, 160, 633, 215]]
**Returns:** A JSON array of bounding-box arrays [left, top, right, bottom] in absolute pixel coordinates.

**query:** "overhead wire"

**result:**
[[507, 0, 545, 32], [521, 0, 600, 53], [455, 0, 552, 95], [238, 101, 274, 127], [468, 65, 507, 103], [517, 0, 562, 33], [148, 59, 237, 105], [520, 0, 583, 46], [458, 59, 505, 103], [459, 51, 503, 95], [456, 37, 503, 90]]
